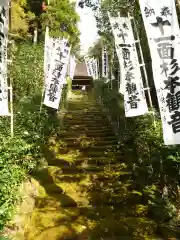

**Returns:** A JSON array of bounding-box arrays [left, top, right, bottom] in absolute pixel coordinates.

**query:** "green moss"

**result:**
[[24, 92, 160, 239]]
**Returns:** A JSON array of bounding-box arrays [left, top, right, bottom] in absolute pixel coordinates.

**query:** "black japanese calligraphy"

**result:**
[[161, 6, 172, 17], [160, 61, 168, 76], [126, 82, 137, 95], [127, 94, 140, 109], [169, 59, 180, 75], [168, 111, 180, 133], [154, 35, 175, 43], [122, 22, 129, 30], [150, 17, 171, 35], [125, 71, 134, 82], [122, 48, 130, 60], [117, 28, 128, 43], [144, 6, 155, 18], [157, 42, 174, 60], [124, 60, 134, 71], [48, 83, 58, 102], [164, 76, 180, 93], [166, 91, 180, 112]]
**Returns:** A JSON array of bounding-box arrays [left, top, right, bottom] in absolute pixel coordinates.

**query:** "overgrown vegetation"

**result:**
[[0, 43, 68, 231], [94, 79, 180, 238]]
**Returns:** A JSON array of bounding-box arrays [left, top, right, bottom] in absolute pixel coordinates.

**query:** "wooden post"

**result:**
[[9, 0, 13, 137]]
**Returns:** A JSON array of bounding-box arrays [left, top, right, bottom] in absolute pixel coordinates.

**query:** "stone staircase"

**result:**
[[25, 91, 159, 240]]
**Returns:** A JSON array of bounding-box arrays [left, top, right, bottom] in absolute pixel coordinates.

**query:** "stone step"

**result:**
[[62, 141, 119, 148], [49, 156, 124, 167], [60, 138, 118, 146], [58, 144, 120, 152], [52, 170, 131, 184], [62, 125, 113, 132], [60, 135, 118, 142], [58, 130, 115, 138], [48, 164, 120, 175], [67, 110, 103, 114], [64, 116, 109, 124]]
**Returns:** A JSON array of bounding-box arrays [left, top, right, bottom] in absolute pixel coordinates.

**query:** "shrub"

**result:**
[[94, 79, 180, 224]]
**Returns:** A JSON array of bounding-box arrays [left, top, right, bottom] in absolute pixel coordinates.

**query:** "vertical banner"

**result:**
[[85, 57, 93, 77], [102, 46, 109, 78], [109, 14, 148, 117], [43, 38, 70, 109], [139, 0, 180, 145], [44, 27, 54, 87], [0, 1, 9, 116], [90, 58, 98, 80], [69, 55, 76, 80], [93, 58, 99, 80]]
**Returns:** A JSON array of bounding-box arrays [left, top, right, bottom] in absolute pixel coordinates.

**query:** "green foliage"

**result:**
[[94, 80, 180, 229], [0, 43, 68, 231], [11, 0, 35, 39], [40, 0, 81, 52], [10, 43, 44, 100]]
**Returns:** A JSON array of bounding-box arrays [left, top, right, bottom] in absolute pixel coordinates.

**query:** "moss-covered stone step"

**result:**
[[48, 156, 124, 167], [58, 130, 115, 138], [62, 125, 114, 132], [25, 203, 157, 240], [47, 163, 124, 175], [63, 119, 109, 125], [62, 139, 119, 147], [59, 135, 118, 142], [56, 145, 120, 155], [65, 113, 106, 118], [51, 171, 131, 185]]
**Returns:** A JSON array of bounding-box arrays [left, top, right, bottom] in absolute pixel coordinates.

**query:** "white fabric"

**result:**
[[91, 58, 98, 80], [102, 46, 109, 78], [139, 0, 180, 145], [109, 14, 148, 117], [44, 27, 53, 87], [0, 1, 9, 116], [84, 57, 93, 77], [43, 38, 70, 109]]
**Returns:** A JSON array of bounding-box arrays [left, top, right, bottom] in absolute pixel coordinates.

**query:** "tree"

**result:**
[[40, 0, 80, 49], [11, 0, 35, 39]]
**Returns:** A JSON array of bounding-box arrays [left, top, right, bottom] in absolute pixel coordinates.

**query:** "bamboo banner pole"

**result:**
[[9, 0, 13, 137]]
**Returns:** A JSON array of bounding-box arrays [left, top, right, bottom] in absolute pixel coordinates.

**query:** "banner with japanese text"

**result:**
[[0, 1, 9, 116], [91, 58, 98, 80], [43, 38, 70, 109], [102, 46, 109, 78], [139, 0, 180, 145], [85, 57, 93, 77], [109, 14, 148, 117], [44, 27, 54, 87]]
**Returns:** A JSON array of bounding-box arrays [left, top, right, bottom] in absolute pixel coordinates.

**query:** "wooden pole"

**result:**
[[9, 0, 13, 137]]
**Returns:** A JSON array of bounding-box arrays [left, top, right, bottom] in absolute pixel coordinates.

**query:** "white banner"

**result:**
[[85, 57, 93, 77], [139, 0, 180, 145], [0, 1, 9, 116], [44, 27, 53, 87], [69, 55, 76, 79], [43, 38, 70, 109], [109, 14, 148, 117], [102, 46, 109, 78], [93, 58, 99, 80], [90, 58, 98, 80]]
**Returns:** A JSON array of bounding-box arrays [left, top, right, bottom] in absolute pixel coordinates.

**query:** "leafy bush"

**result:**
[[0, 43, 68, 230], [94, 79, 180, 226]]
